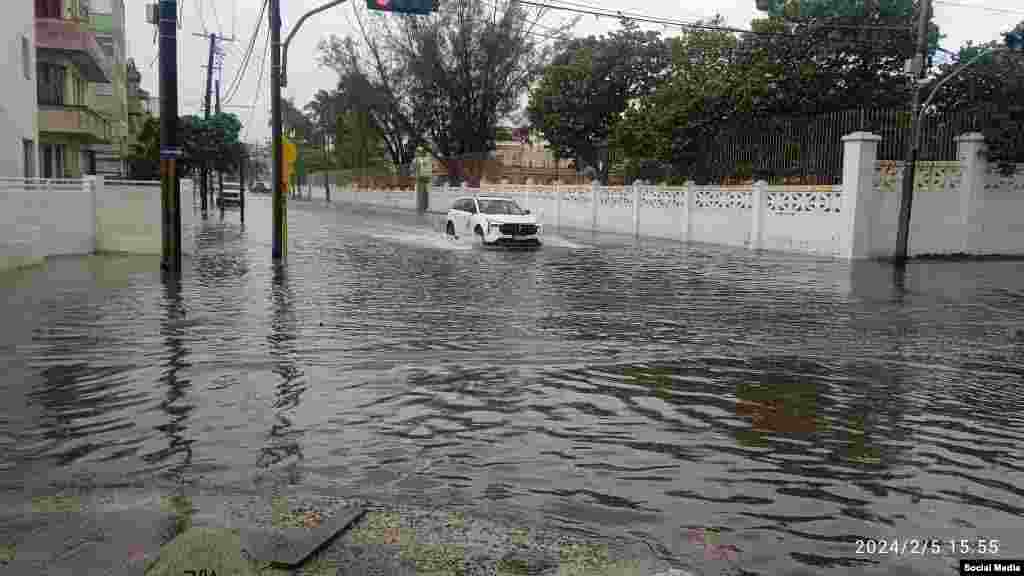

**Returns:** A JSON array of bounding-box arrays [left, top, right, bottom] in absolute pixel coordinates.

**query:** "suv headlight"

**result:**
[[489, 222, 502, 229]]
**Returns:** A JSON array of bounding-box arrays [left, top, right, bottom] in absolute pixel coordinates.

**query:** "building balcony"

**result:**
[[35, 18, 111, 82], [39, 104, 112, 144]]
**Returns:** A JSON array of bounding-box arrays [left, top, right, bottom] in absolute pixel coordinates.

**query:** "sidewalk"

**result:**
[[0, 485, 689, 575]]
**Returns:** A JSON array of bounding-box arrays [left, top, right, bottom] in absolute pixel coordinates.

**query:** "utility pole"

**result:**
[[212, 77, 221, 214], [202, 33, 216, 214], [895, 0, 932, 262], [270, 0, 436, 261], [239, 150, 246, 223], [271, 0, 285, 260], [193, 32, 235, 215], [158, 0, 182, 275]]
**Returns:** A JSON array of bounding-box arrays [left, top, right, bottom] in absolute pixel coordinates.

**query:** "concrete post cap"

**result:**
[[953, 132, 986, 143], [841, 132, 883, 142]]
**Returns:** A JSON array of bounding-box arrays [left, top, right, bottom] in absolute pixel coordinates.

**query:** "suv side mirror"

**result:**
[[524, 209, 531, 214]]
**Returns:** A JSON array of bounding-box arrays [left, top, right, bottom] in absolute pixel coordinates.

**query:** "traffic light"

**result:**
[[366, 0, 437, 15], [1005, 30, 1024, 51]]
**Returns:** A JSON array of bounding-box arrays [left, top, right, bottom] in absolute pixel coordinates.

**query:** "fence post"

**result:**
[[841, 131, 883, 259], [591, 180, 600, 231], [684, 181, 695, 243], [632, 181, 641, 237], [85, 175, 99, 253], [954, 132, 986, 254], [554, 181, 562, 231], [751, 180, 767, 250]]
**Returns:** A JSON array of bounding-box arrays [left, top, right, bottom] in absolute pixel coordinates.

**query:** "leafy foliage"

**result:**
[[128, 113, 244, 179], [320, 0, 560, 183], [527, 20, 669, 183], [601, 0, 951, 183], [923, 21, 1024, 170]]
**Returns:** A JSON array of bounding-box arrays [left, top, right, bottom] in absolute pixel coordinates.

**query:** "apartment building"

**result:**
[[1, 1, 39, 177], [34, 0, 112, 178], [88, 0, 128, 177]]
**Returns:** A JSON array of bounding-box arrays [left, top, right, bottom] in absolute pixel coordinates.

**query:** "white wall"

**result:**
[[762, 186, 846, 257], [96, 179, 162, 254], [0, 2, 38, 177], [0, 179, 92, 271]]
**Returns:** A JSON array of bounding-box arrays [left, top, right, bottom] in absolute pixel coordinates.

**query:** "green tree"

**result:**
[[127, 115, 160, 179], [335, 108, 389, 179], [127, 113, 242, 179], [527, 20, 669, 184], [613, 0, 945, 183], [182, 113, 244, 174], [924, 22, 1024, 169], [390, 0, 557, 183], [319, 29, 425, 175], [614, 18, 749, 182]]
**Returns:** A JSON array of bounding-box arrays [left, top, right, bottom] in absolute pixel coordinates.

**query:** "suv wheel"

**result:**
[[446, 221, 456, 236]]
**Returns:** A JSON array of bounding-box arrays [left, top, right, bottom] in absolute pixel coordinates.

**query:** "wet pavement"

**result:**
[[0, 195, 1022, 575]]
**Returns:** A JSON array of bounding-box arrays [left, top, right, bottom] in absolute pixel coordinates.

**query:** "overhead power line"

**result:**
[[934, 0, 1024, 15], [196, 0, 207, 33], [245, 22, 272, 142], [519, 0, 920, 50], [540, 0, 706, 24], [224, 0, 269, 105]]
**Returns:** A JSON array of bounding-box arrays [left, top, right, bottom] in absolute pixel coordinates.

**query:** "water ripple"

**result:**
[[0, 201, 1021, 574]]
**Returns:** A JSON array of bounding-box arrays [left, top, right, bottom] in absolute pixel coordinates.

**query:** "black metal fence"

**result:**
[[700, 106, 996, 185]]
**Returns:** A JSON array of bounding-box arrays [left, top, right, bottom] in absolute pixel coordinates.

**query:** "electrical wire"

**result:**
[[211, 0, 222, 35], [244, 25, 271, 142], [538, 0, 706, 24], [520, 0, 917, 49], [223, 0, 269, 105], [196, 0, 207, 33], [934, 0, 1024, 16]]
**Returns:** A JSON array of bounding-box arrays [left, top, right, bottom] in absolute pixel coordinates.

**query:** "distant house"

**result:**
[[420, 129, 578, 184]]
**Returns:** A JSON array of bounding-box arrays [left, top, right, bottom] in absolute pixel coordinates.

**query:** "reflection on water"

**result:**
[[260, 264, 306, 478], [146, 274, 195, 482], [0, 199, 1022, 575]]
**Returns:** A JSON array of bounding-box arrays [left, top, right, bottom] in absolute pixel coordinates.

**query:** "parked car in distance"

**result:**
[[446, 196, 542, 247], [217, 182, 243, 208], [251, 181, 269, 194]]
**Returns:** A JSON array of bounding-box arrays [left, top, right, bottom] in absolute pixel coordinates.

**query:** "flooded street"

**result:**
[[1, 196, 1022, 575]]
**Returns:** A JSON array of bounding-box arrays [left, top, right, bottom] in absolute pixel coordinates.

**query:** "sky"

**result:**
[[124, 0, 1024, 147]]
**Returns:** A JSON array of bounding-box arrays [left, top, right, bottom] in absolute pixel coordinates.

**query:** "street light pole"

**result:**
[[894, 0, 933, 262], [272, 0, 348, 261]]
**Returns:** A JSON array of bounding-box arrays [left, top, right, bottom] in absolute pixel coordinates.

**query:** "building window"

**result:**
[[36, 0, 62, 19], [38, 63, 65, 106], [23, 140, 35, 178], [22, 36, 31, 80]]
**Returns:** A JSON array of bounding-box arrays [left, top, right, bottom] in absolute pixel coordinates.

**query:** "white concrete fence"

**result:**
[[337, 132, 1024, 260], [0, 176, 197, 272], [2, 132, 1022, 270]]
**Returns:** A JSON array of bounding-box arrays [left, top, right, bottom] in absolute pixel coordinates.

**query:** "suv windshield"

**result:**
[[477, 199, 526, 215]]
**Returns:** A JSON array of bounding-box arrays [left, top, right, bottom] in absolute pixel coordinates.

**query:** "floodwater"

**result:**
[[1, 197, 1022, 575]]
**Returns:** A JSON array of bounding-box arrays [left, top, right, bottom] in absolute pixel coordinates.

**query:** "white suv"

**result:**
[[445, 196, 542, 247]]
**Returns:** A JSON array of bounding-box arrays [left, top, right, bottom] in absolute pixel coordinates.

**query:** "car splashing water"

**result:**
[[0, 198, 1022, 575]]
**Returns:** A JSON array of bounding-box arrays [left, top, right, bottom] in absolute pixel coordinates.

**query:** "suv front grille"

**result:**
[[499, 223, 538, 235]]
